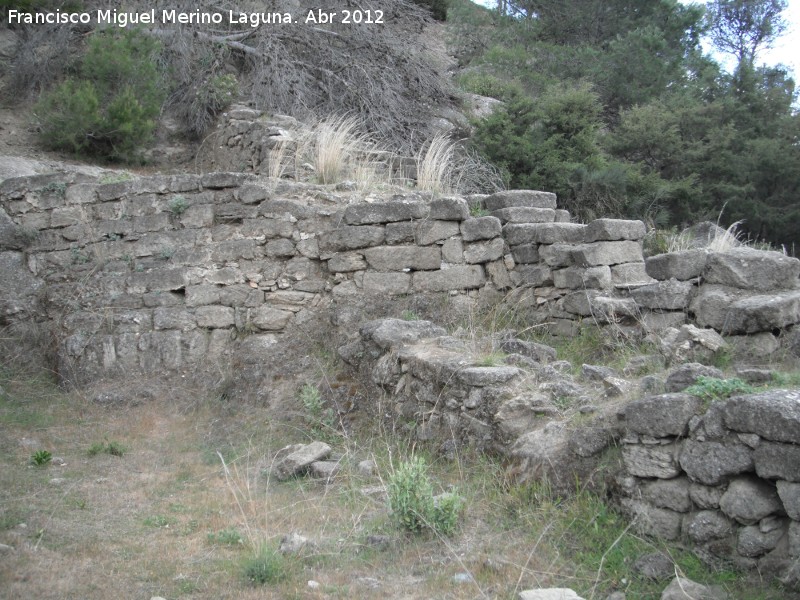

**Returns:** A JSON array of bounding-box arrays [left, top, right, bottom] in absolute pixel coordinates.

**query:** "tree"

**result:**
[[706, 0, 787, 66]]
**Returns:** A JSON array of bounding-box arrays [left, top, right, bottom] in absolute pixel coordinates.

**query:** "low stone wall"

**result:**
[[618, 388, 800, 588]]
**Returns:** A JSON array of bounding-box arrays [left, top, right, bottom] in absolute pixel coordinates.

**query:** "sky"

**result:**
[[469, 0, 800, 77]]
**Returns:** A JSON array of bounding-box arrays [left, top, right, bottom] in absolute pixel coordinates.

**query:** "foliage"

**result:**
[[387, 456, 464, 535], [35, 28, 165, 162], [30, 449, 52, 466], [685, 376, 755, 403], [412, 0, 448, 21], [168, 195, 189, 215], [88, 440, 126, 457], [207, 528, 244, 546], [242, 545, 289, 585], [299, 383, 336, 437]]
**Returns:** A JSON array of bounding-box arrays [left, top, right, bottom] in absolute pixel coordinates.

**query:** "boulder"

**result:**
[[274, 442, 332, 480], [645, 250, 708, 281], [570, 241, 644, 267], [722, 389, 800, 444], [661, 576, 729, 600], [621, 498, 683, 540], [719, 477, 782, 524], [777, 481, 800, 520], [690, 285, 800, 335], [703, 248, 800, 291], [584, 218, 646, 242], [631, 280, 696, 310], [642, 477, 693, 512], [622, 443, 682, 479], [343, 201, 428, 225], [754, 441, 800, 482], [680, 440, 753, 485], [461, 216, 501, 241], [664, 363, 724, 393], [633, 552, 675, 581], [683, 510, 734, 543], [738, 522, 786, 557], [518, 589, 585, 600], [624, 394, 703, 437], [485, 190, 557, 211]]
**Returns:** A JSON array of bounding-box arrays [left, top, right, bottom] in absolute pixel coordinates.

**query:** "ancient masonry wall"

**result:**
[[619, 389, 800, 586]]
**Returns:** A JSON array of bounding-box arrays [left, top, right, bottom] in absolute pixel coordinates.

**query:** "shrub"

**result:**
[[31, 450, 52, 466], [685, 376, 755, 403], [242, 545, 289, 585], [36, 28, 165, 162], [168, 196, 189, 215]]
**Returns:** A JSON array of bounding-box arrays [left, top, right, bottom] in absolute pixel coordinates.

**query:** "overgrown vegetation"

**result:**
[[452, 0, 799, 252], [685, 376, 756, 403]]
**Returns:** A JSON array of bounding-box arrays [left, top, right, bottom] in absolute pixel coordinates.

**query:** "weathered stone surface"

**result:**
[[539, 243, 574, 268], [491, 207, 555, 224], [689, 483, 725, 510], [413, 265, 485, 292], [568, 427, 611, 457], [754, 441, 800, 482], [504, 222, 586, 245], [554, 209, 571, 222], [631, 280, 696, 310], [274, 441, 332, 480], [553, 266, 611, 290], [664, 363, 724, 393], [723, 389, 800, 444], [363, 245, 441, 271], [690, 285, 800, 334], [633, 552, 675, 581], [561, 291, 638, 320], [195, 305, 235, 328], [486, 259, 514, 289], [327, 252, 367, 273], [680, 440, 753, 485], [611, 262, 655, 287], [251, 306, 293, 331], [511, 244, 539, 264], [625, 393, 703, 437], [703, 248, 800, 291], [360, 318, 446, 350], [518, 589, 585, 600], [441, 237, 464, 263], [414, 220, 460, 245], [510, 265, 553, 286], [461, 216, 501, 241], [384, 221, 415, 244], [309, 460, 340, 481], [683, 510, 734, 543], [235, 184, 269, 204], [570, 240, 644, 267], [500, 337, 557, 363], [457, 366, 523, 386], [429, 197, 469, 221], [484, 190, 557, 211], [661, 576, 729, 600], [464, 238, 504, 264], [621, 498, 683, 540], [200, 172, 253, 188], [777, 481, 800, 520], [738, 523, 786, 557], [646, 250, 708, 281], [496, 395, 552, 438], [318, 226, 385, 253], [584, 219, 646, 242], [719, 477, 782, 524], [361, 272, 411, 295], [265, 238, 295, 258], [344, 201, 428, 225], [643, 477, 693, 512], [622, 443, 682, 479]]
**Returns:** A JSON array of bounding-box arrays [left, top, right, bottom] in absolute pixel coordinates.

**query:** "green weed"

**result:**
[[168, 195, 189, 215], [685, 376, 754, 404], [30, 450, 52, 466], [208, 527, 245, 546], [87, 440, 126, 457], [242, 545, 290, 585]]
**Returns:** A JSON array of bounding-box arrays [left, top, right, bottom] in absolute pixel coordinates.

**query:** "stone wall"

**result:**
[[618, 388, 800, 588]]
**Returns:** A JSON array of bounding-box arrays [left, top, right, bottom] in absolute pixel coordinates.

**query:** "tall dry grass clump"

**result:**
[[415, 133, 455, 194], [310, 115, 369, 185]]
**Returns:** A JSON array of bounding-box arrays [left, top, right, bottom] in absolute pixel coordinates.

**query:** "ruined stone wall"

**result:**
[[618, 389, 800, 587]]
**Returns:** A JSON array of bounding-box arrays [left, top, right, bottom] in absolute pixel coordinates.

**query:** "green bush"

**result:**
[[685, 377, 755, 403], [242, 545, 289, 585], [387, 456, 464, 535], [31, 449, 52, 466], [36, 28, 164, 162], [412, 0, 447, 21]]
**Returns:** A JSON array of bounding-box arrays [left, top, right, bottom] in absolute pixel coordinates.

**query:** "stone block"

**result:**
[[50, 206, 86, 228], [510, 265, 553, 287], [318, 226, 385, 253], [236, 184, 269, 204], [719, 476, 782, 524], [570, 240, 643, 267], [484, 190, 557, 211], [167, 174, 202, 192], [511, 244, 539, 264], [362, 272, 411, 295], [133, 213, 171, 233], [503, 223, 585, 245], [385, 221, 415, 244], [561, 291, 638, 320], [486, 259, 514, 290], [624, 393, 703, 437], [622, 443, 682, 478], [200, 172, 254, 188], [251, 306, 293, 331], [415, 220, 460, 245], [554, 209, 571, 223], [180, 204, 214, 228], [344, 201, 428, 225], [664, 362, 724, 393], [631, 280, 696, 310], [464, 238, 504, 264], [241, 218, 295, 240], [441, 238, 464, 263], [703, 248, 800, 291], [211, 239, 258, 262], [363, 245, 441, 271], [689, 483, 725, 509], [265, 238, 296, 258], [777, 481, 800, 520], [65, 183, 97, 204], [723, 389, 800, 444], [274, 441, 332, 481], [457, 366, 523, 386], [680, 440, 753, 485], [641, 311, 686, 332], [429, 197, 469, 221], [642, 477, 693, 512], [620, 498, 683, 540], [327, 252, 367, 273], [153, 308, 196, 331], [552, 266, 611, 290], [691, 286, 800, 334], [754, 441, 800, 482], [738, 522, 786, 557], [491, 207, 555, 224], [683, 510, 735, 543], [645, 250, 708, 281], [413, 265, 485, 292], [610, 262, 655, 287], [127, 268, 187, 293], [195, 305, 235, 328], [584, 218, 646, 242], [539, 244, 574, 267]]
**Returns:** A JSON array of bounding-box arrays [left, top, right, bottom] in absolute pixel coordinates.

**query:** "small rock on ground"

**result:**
[[661, 576, 729, 599], [519, 589, 585, 600]]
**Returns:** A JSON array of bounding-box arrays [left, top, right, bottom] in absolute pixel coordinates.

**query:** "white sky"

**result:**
[[469, 0, 800, 77]]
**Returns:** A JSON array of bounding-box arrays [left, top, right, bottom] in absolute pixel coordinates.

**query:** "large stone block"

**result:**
[[622, 443, 682, 479], [251, 306, 293, 331], [624, 393, 703, 437], [195, 305, 235, 328], [703, 248, 800, 291], [327, 252, 367, 273], [510, 265, 553, 287], [620, 498, 683, 540], [361, 272, 411, 295], [484, 190, 557, 211], [363, 245, 441, 271], [552, 266, 611, 290], [511, 244, 539, 264], [570, 240, 644, 267], [754, 441, 800, 482], [584, 218, 646, 242], [642, 477, 693, 512], [723, 389, 800, 444], [611, 262, 655, 287], [680, 440, 753, 485], [719, 476, 782, 524], [645, 249, 708, 281], [318, 226, 385, 253], [683, 510, 734, 543], [457, 366, 523, 386], [344, 201, 428, 225], [504, 223, 585, 245], [274, 441, 332, 481], [491, 207, 555, 224], [429, 197, 469, 221], [631, 280, 696, 310], [413, 265, 485, 292], [385, 221, 415, 244], [538, 243, 573, 268], [561, 291, 638, 320], [414, 220, 460, 245], [464, 238, 505, 264], [690, 285, 800, 334], [664, 363, 724, 393], [461, 216, 501, 241]]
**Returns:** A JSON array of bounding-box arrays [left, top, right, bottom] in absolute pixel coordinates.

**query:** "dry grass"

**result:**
[[415, 134, 455, 194]]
